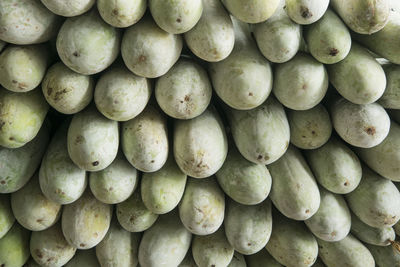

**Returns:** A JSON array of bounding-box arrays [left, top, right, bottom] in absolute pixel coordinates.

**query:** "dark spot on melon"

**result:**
[[138, 55, 146, 62], [329, 48, 339, 56], [47, 87, 53, 96], [365, 126, 376, 135], [248, 92, 253, 96], [73, 51, 80, 57], [195, 207, 203, 214], [75, 135, 84, 145], [18, 83, 27, 90], [11, 80, 17, 84], [112, 9, 118, 15], [176, 18, 182, 23], [79, 243, 85, 247], [305, 209, 310, 214], [300, 6, 313, 18], [92, 161, 99, 166], [35, 249, 43, 258], [53, 88, 69, 101]]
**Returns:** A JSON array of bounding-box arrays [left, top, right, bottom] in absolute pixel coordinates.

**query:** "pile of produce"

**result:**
[[1, 0, 400, 266]]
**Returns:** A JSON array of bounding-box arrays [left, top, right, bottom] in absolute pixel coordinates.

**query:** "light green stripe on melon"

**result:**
[[288, 104, 332, 149], [327, 43, 386, 105], [354, 3, 400, 64], [0, 223, 30, 267], [225, 96, 290, 165], [138, 210, 191, 267], [253, 0, 301, 63], [192, 227, 234, 267], [39, 121, 87, 205], [354, 121, 400, 181], [141, 155, 187, 214], [209, 18, 273, 110], [97, 0, 146, 28], [67, 105, 119, 172], [286, 0, 329, 25], [0, 194, 14, 239], [273, 52, 328, 110], [351, 212, 395, 246], [149, 0, 203, 34], [346, 166, 400, 228], [305, 9, 351, 64], [184, 0, 234, 62], [269, 145, 320, 220], [96, 217, 141, 267], [116, 188, 158, 233], [221, 0, 280, 23], [0, 87, 49, 148], [122, 104, 168, 173], [305, 187, 351, 242], [305, 136, 362, 194], [62, 190, 112, 249], [317, 234, 375, 267], [225, 199, 272, 255], [173, 106, 227, 178], [30, 222, 76, 267], [179, 177, 225, 235], [330, 0, 389, 34], [266, 211, 318, 267], [216, 145, 271, 205], [0, 124, 49, 193]]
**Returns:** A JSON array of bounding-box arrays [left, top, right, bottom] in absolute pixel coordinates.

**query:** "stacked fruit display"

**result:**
[[1, 0, 400, 266]]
